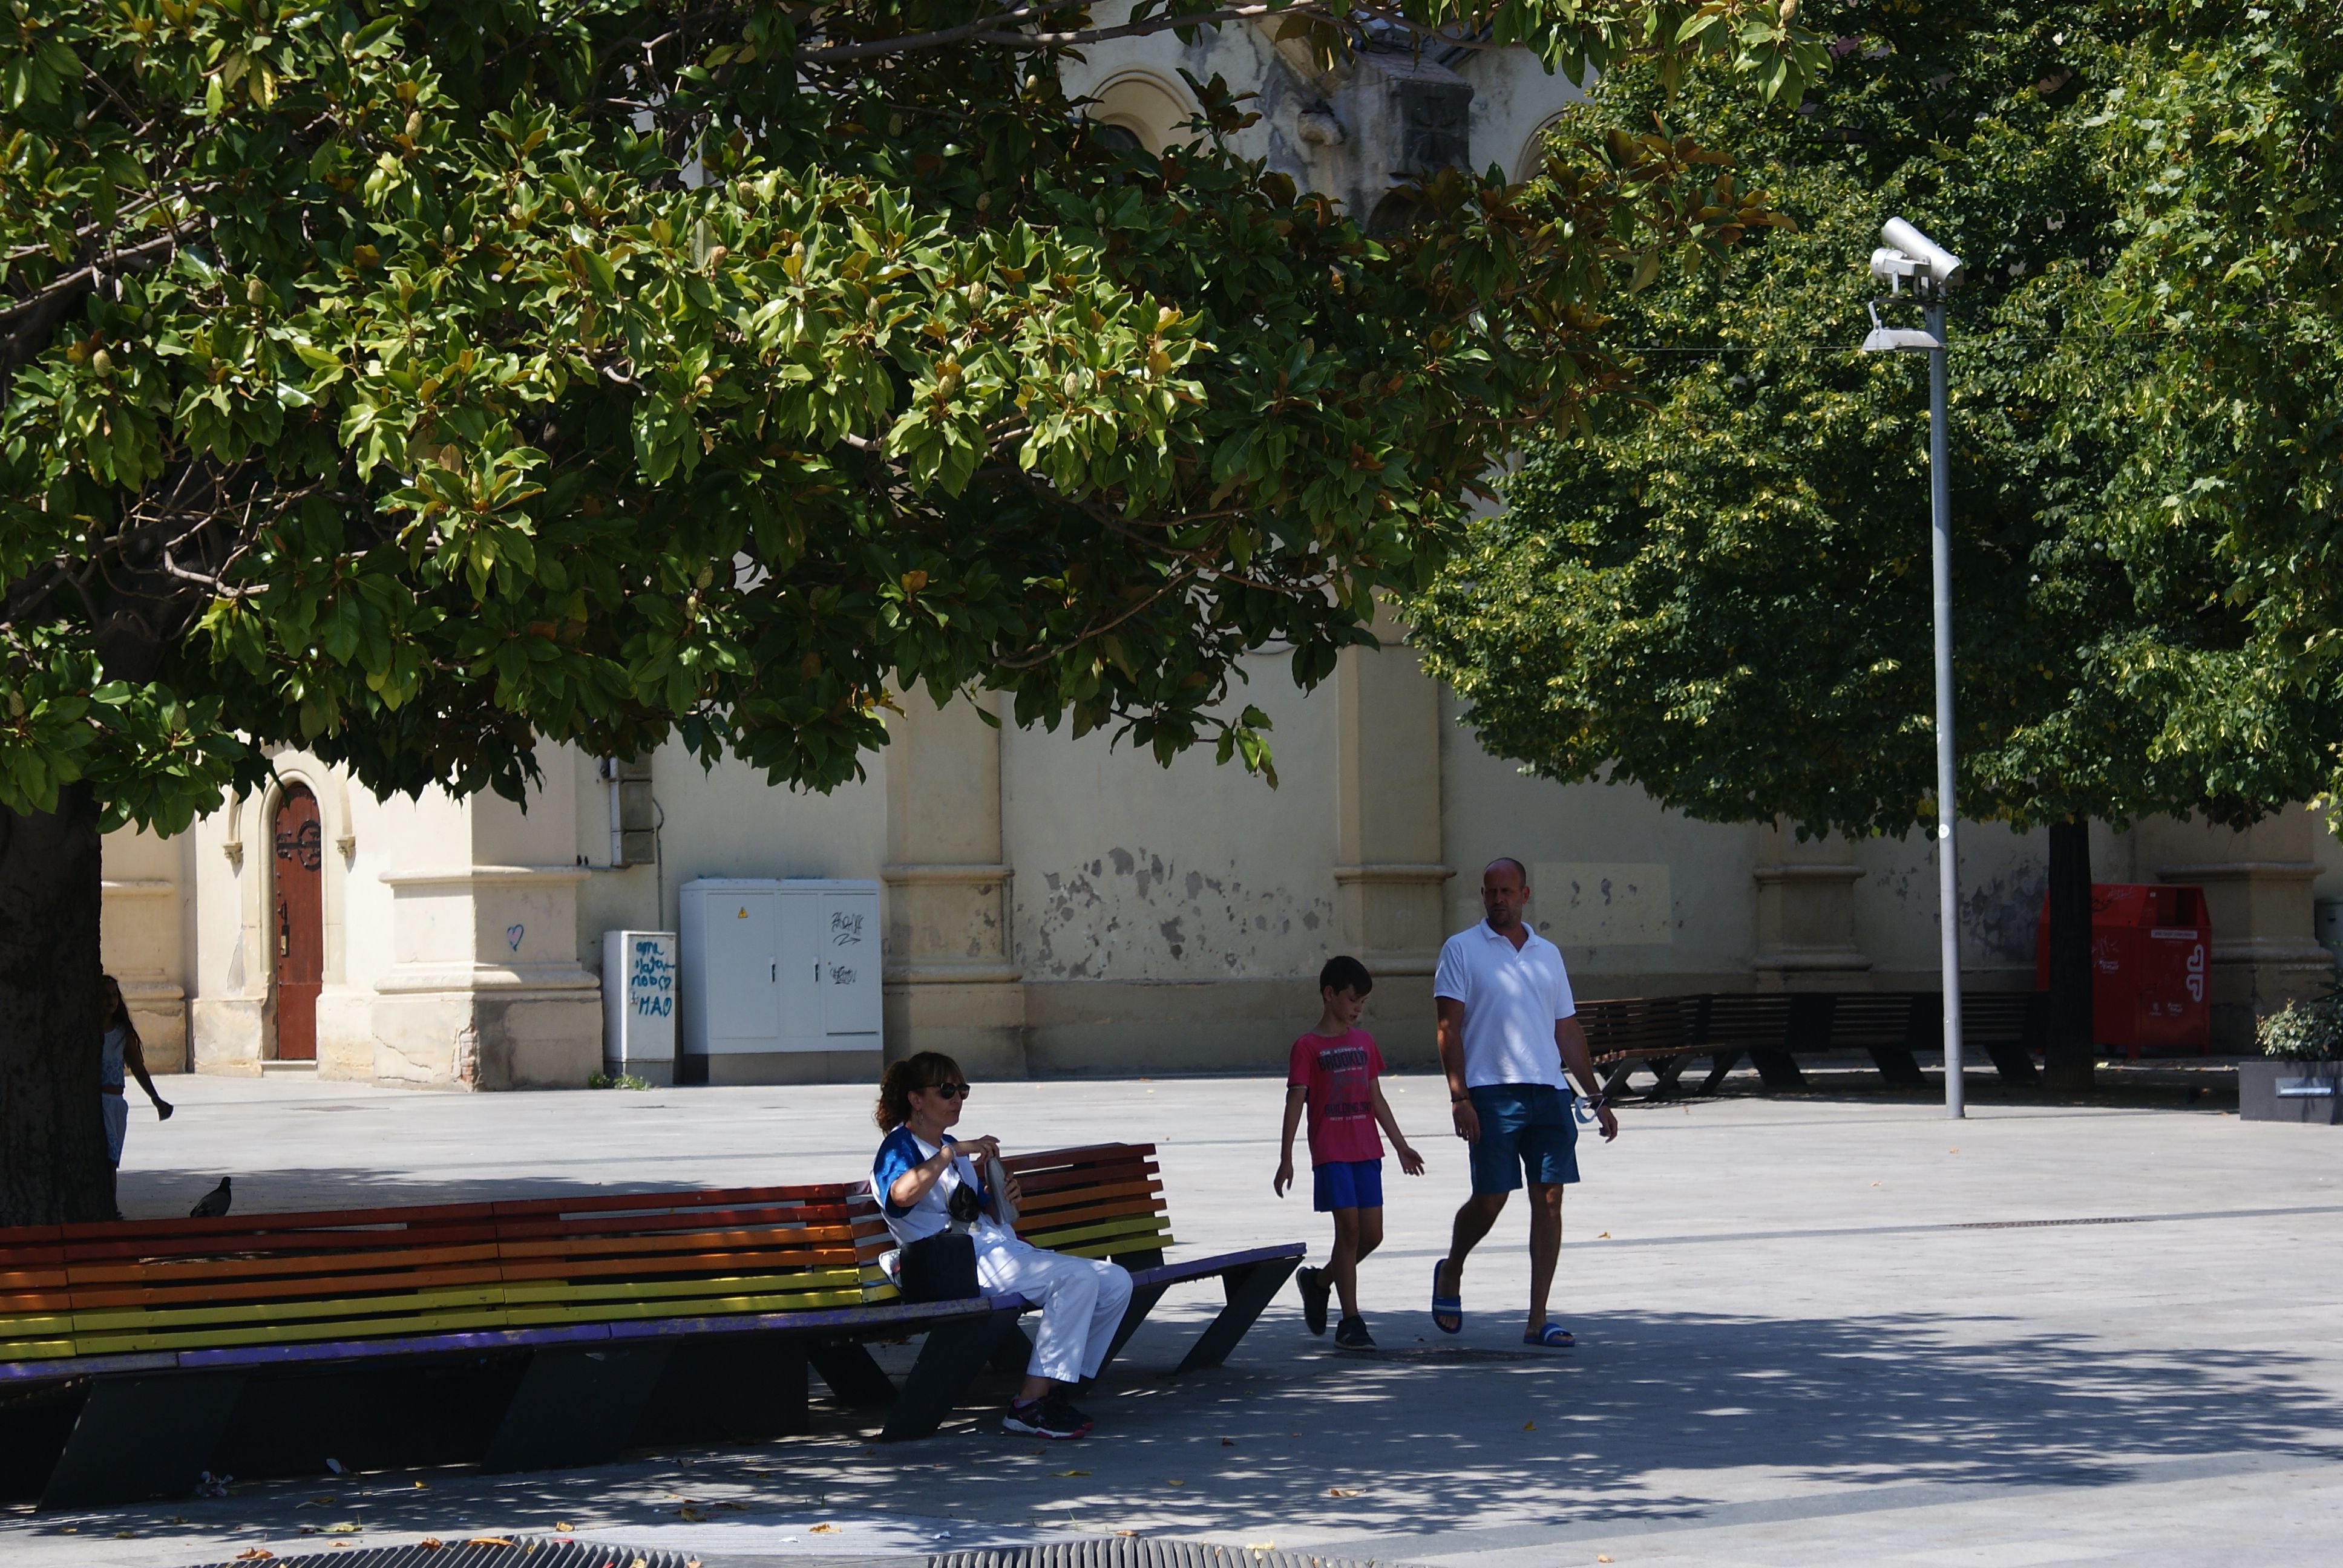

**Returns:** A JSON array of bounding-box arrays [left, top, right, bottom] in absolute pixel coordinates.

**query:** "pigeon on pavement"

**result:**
[[189, 1177, 232, 1218]]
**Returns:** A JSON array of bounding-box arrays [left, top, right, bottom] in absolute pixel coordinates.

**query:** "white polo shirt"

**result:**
[[1432, 921, 1577, 1089]]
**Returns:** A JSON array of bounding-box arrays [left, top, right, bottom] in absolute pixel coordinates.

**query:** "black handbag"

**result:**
[[897, 1230, 980, 1302]]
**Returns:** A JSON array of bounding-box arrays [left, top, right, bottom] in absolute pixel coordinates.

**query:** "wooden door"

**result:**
[[272, 785, 323, 1061]]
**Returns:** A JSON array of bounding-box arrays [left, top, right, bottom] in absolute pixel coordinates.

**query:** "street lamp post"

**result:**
[[1862, 217, 1968, 1120]]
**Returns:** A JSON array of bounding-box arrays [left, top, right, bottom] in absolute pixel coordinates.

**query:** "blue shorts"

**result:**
[[1467, 1085, 1579, 1194], [1312, 1158, 1384, 1212]]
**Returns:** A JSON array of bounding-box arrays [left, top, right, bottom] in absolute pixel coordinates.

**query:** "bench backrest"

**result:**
[[848, 1141, 1178, 1298], [0, 1182, 879, 1362], [4, 1144, 1179, 1361]]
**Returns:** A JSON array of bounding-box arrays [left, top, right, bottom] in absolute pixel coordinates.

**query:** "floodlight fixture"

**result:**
[[1861, 302, 1944, 353], [1879, 217, 1965, 289]]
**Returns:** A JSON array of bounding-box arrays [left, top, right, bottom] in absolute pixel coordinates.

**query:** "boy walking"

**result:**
[[1275, 955, 1425, 1349]]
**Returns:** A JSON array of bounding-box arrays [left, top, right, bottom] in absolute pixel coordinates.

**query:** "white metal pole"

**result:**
[[1927, 292, 1964, 1119]]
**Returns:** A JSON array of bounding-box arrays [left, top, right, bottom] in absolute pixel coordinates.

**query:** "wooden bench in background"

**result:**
[[0, 1143, 1297, 1509], [1585, 990, 2045, 1098]]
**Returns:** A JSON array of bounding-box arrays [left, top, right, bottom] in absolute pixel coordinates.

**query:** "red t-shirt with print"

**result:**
[[1288, 1028, 1386, 1166]]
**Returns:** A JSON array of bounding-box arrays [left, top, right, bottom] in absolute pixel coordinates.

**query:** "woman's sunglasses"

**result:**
[[928, 1082, 972, 1100]]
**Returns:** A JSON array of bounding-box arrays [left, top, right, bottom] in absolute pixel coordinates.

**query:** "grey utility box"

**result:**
[[678, 878, 882, 1079], [601, 929, 678, 1085]]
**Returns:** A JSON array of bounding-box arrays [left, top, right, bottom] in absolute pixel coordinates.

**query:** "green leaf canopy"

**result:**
[[1411, 2, 2339, 841], [1, 0, 1826, 827]]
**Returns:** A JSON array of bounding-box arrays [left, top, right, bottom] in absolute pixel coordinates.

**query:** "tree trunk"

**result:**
[[2043, 816, 2096, 1094], [0, 787, 111, 1226]]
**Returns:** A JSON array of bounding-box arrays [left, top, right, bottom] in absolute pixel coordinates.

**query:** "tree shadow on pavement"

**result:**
[[24, 1304, 2338, 1555]]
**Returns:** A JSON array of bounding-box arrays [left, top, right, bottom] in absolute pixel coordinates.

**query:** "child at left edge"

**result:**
[[1275, 954, 1425, 1350]]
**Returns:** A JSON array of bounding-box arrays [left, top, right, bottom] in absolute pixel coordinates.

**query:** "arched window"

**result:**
[[1089, 72, 1194, 155]]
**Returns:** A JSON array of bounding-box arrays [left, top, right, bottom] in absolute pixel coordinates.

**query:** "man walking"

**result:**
[[1429, 858, 1618, 1347]]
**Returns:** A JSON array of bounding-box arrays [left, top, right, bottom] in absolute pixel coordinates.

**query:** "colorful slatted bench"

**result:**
[[0, 1185, 1018, 1508], [0, 1142, 1299, 1508]]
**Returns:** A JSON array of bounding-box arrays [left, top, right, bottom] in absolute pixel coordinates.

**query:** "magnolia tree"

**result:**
[[0, 0, 1822, 1222]]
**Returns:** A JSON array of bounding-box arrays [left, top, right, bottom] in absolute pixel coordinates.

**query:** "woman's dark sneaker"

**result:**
[[1044, 1392, 1095, 1434], [1333, 1315, 1377, 1350], [1297, 1266, 1331, 1336], [1004, 1397, 1087, 1439]]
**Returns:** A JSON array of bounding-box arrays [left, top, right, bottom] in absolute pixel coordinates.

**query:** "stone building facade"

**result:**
[[97, 27, 2340, 1085]]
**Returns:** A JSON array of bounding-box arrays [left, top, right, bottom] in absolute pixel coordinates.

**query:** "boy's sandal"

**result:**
[[1524, 1322, 1575, 1348], [1430, 1261, 1463, 1334]]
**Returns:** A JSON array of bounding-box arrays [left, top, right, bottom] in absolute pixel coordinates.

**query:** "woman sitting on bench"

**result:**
[[872, 1051, 1133, 1442]]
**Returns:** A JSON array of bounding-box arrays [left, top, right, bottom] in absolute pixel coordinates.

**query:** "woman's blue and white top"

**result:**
[[871, 1127, 1017, 1248]]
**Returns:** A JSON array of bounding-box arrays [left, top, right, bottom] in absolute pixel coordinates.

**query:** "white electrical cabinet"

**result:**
[[678, 878, 882, 1060], [601, 929, 678, 1084]]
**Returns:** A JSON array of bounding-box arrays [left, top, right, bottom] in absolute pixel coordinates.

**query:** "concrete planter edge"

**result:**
[[2238, 1057, 2343, 1124]]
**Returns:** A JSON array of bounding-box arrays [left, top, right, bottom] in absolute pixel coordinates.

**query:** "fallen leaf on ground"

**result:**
[[1328, 1488, 1358, 1498], [299, 1496, 340, 1508], [716, 1501, 747, 1512], [1246, 1543, 1275, 1551], [171, 1516, 189, 1524], [554, 1522, 572, 1533], [632, 1557, 650, 1567], [115, 1531, 135, 1539], [1114, 1530, 1139, 1538], [1597, 1232, 1611, 1240], [1166, 1479, 1185, 1487], [1054, 1469, 1090, 1477], [679, 1507, 707, 1522], [418, 1541, 444, 1551], [1523, 1422, 1536, 1431], [1221, 1437, 1235, 1447], [1598, 1557, 1614, 1563], [323, 1523, 360, 1535], [467, 1540, 515, 1549], [1949, 1148, 1958, 1154], [810, 1523, 840, 1534], [234, 1551, 273, 1561]]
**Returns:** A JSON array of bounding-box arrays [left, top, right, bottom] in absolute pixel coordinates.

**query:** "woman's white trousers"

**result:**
[[975, 1237, 1133, 1384]]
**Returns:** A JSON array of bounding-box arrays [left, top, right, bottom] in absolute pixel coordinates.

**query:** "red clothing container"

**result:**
[[2034, 883, 2212, 1057]]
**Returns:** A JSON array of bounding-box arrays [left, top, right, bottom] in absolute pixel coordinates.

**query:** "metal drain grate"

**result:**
[[933, 1541, 1411, 1568], [193, 1540, 699, 1568]]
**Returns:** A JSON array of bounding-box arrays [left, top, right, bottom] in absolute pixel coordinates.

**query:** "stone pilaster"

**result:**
[[2137, 807, 2334, 1050], [883, 693, 1027, 1077], [1332, 607, 1452, 1062], [99, 824, 189, 1072], [371, 864, 601, 1088], [1751, 821, 1871, 987]]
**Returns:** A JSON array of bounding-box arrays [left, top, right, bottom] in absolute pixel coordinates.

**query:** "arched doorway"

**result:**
[[272, 785, 324, 1061]]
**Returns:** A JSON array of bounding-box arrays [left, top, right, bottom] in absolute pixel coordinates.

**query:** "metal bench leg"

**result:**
[[1697, 1047, 1745, 1095], [1174, 1256, 1302, 1375], [1647, 1052, 1695, 1099], [1984, 1040, 2040, 1087], [481, 1342, 673, 1473], [989, 1322, 1037, 1376], [634, 1338, 809, 1446], [808, 1341, 898, 1408], [1087, 1279, 1173, 1384], [879, 1306, 1022, 1443], [39, 1370, 247, 1511], [1599, 1059, 1640, 1098], [1748, 1048, 1807, 1091], [1867, 1044, 1928, 1089]]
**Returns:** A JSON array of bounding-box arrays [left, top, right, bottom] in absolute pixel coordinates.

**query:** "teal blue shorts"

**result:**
[[1467, 1084, 1579, 1193]]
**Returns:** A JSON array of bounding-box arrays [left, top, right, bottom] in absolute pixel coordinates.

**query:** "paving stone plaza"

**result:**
[[11, 1068, 2342, 1567]]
